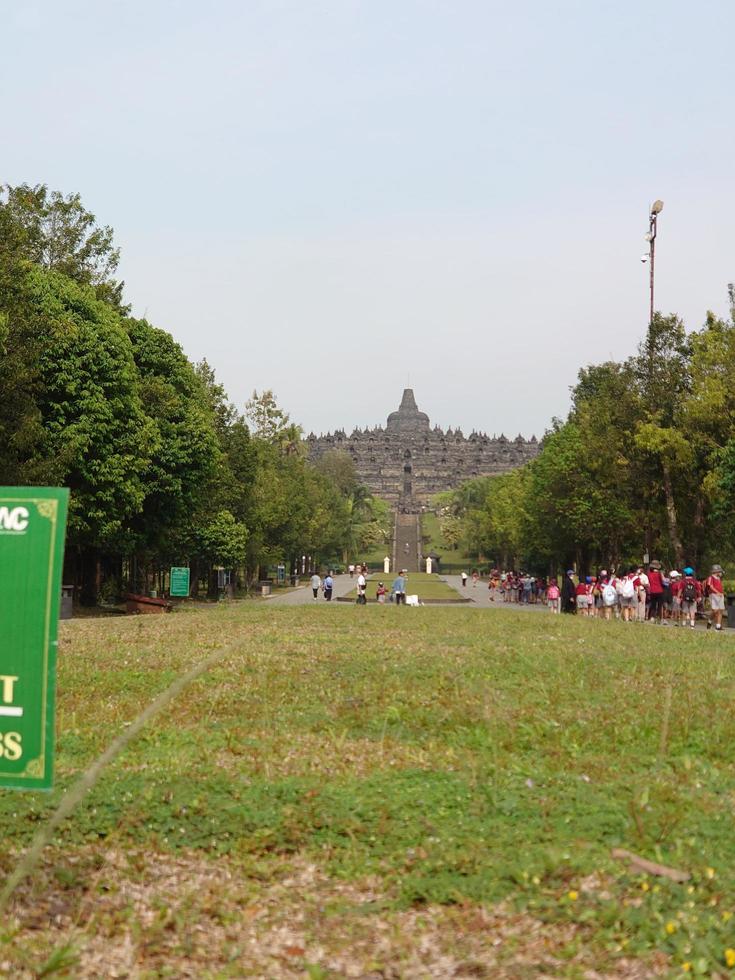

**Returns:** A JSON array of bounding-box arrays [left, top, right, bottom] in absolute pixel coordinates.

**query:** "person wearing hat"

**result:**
[[705, 564, 725, 631], [561, 569, 576, 614], [376, 581, 387, 603]]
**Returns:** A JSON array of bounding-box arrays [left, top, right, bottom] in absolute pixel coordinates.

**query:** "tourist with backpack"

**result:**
[[681, 567, 701, 629], [705, 564, 726, 631], [575, 577, 590, 616], [547, 577, 561, 613], [620, 569, 637, 622], [323, 572, 334, 601], [599, 571, 618, 621]]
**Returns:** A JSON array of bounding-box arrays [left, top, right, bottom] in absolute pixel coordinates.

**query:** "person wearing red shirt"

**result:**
[[705, 564, 725, 631], [575, 579, 590, 616], [669, 570, 683, 626], [647, 561, 665, 623]]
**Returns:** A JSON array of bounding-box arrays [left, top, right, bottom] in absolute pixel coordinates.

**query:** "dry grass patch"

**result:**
[[2, 849, 668, 979]]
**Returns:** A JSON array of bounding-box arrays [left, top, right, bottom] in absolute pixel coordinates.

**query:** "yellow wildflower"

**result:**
[[665, 921, 677, 935], [706, 867, 716, 879], [568, 890, 578, 901], [725, 948, 735, 969], [641, 881, 650, 892], [722, 910, 733, 922], [682, 964, 691, 973]]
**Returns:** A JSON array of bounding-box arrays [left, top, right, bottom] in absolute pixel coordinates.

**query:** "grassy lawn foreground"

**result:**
[[2, 605, 735, 977]]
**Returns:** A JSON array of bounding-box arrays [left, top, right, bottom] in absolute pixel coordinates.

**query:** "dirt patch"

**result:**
[[2, 849, 667, 979]]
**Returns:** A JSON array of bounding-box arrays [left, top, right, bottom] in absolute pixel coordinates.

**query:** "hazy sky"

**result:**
[[3, 0, 734, 438]]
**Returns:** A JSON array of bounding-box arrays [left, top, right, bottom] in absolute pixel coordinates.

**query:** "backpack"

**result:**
[[602, 583, 618, 606], [621, 578, 636, 599], [683, 579, 697, 602]]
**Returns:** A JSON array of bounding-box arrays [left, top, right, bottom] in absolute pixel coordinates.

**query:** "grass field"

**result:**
[[421, 510, 476, 573], [3, 605, 735, 977]]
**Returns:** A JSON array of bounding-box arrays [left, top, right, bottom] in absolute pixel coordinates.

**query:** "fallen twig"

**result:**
[[611, 847, 690, 883]]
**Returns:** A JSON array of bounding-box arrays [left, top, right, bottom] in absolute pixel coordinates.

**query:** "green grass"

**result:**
[[3, 606, 735, 975], [342, 572, 465, 602], [421, 509, 477, 573]]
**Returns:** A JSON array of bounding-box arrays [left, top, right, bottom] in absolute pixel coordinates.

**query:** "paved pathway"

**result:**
[[264, 574, 356, 606], [264, 574, 732, 631], [442, 575, 545, 611]]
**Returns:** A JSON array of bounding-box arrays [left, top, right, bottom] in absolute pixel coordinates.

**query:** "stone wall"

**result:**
[[307, 389, 539, 508]]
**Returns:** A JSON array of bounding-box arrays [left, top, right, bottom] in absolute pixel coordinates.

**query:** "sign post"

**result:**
[[0, 487, 69, 790], [170, 566, 190, 598]]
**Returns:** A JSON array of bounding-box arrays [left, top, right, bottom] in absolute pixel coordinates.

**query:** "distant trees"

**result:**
[[0, 183, 384, 601], [447, 304, 735, 574]]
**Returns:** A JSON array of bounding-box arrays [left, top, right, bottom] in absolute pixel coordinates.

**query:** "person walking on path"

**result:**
[[575, 577, 590, 616], [647, 561, 665, 623], [619, 569, 637, 622], [599, 571, 618, 621], [547, 578, 560, 613], [669, 570, 683, 625], [681, 567, 701, 629], [310, 572, 321, 601], [705, 564, 725, 630], [356, 570, 367, 605], [392, 571, 407, 605], [472, 571, 479, 588], [461, 571, 468, 587], [376, 582, 387, 603], [634, 567, 649, 622], [561, 570, 576, 614], [323, 572, 334, 601]]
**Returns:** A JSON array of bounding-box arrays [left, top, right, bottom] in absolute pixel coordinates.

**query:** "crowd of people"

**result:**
[[472, 563, 728, 628]]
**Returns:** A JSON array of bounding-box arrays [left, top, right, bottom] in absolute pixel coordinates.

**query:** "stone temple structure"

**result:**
[[307, 389, 539, 509]]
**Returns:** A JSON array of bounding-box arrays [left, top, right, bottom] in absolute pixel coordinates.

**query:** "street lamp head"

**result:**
[[641, 254, 649, 263], [644, 232, 653, 242], [650, 199, 664, 215]]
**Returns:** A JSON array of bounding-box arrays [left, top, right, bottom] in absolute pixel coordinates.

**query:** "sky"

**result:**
[[2, 0, 734, 438]]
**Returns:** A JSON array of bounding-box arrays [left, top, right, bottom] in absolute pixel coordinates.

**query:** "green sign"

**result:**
[[0, 487, 69, 790], [170, 566, 190, 597]]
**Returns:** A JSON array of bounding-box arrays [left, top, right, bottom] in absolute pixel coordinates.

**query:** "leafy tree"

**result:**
[[123, 318, 222, 561], [0, 183, 125, 307], [0, 265, 154, 547]]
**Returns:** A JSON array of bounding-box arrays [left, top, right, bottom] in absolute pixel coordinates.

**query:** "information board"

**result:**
[[170, 566, 190, 597], [0, 487, 69, 790]]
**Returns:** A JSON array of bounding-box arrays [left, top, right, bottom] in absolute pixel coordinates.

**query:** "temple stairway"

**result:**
[[394, 511, 421, 573]]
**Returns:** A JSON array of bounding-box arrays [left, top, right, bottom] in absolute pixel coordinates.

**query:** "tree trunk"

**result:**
[[661, 461, 685, 567], [692, 492, 705, 568]]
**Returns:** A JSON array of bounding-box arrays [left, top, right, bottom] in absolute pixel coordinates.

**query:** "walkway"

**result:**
[[442, 575, 546, 612], [264, 574, 355, 606]]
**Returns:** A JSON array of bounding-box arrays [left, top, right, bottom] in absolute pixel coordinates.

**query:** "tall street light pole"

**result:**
[[644, 199, 664, 324]]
